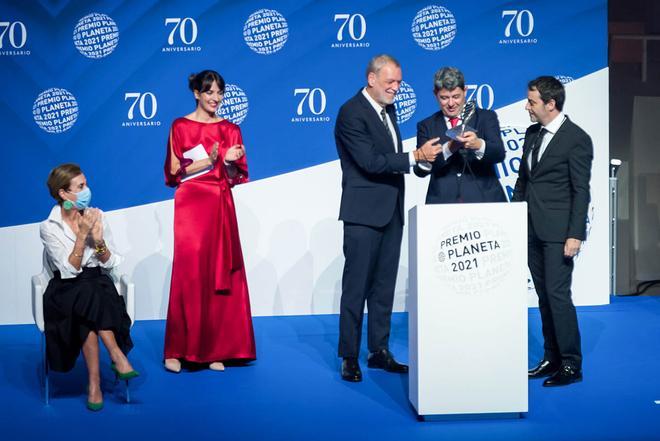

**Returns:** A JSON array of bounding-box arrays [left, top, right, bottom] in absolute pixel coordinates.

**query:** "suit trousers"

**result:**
[[528, 221, 582, 369], [338, 213, 403, 358]]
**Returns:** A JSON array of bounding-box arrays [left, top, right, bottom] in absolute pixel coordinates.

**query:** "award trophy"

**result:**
[[445, 100, 477, 140]]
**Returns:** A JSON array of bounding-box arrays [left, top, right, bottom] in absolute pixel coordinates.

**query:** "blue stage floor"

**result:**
[[1, 296, 659, 440]]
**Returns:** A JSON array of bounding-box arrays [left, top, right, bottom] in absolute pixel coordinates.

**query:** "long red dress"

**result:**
[[164, 117, 256, 363]]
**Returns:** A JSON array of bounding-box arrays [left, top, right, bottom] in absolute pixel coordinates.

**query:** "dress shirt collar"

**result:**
[[46, 204, 63, 224], [46, 204, 76, 241], [443, 113, 462, 126], [542, 111, 566, 135], [362, 87, 387, 115]]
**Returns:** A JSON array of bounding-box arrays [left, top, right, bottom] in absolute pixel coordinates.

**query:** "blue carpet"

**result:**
[[1, 296, 659, 440]]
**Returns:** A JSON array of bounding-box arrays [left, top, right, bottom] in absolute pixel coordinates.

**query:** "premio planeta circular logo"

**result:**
[[216, 84, 249, 125], [394, 80, 417, 125], [33, 88, 79, 133], [243, 9, 288, 55], [411, 5, 457, 51], [72, 12, 119, 59]]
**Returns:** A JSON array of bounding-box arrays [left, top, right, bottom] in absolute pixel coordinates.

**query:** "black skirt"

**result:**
[[43, 266, 134, 372]]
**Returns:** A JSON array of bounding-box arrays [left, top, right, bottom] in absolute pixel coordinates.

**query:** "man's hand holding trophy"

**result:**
[[446, 100, 484, 152]]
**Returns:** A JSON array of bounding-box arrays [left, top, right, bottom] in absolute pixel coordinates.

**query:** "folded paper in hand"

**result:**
[[181, 144, 212, 182]]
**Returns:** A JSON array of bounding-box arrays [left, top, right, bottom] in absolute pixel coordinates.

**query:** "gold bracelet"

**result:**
[[94, 241, 107, 255]]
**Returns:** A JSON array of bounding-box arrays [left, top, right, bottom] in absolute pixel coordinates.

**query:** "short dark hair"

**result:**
[[528, 76, 565, 111], [46, 163, 82, 204], [433, 67, 465, 93], [188, 70, 225, 96]]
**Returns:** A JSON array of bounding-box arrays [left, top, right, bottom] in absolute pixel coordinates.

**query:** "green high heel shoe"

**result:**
[[111, 362, 140, 380], [87, 400, 104, 411], [86, 385, 104, 411]]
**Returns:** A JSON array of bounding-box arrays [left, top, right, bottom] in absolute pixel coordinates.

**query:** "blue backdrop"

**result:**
[[1, 0, 606, 228]]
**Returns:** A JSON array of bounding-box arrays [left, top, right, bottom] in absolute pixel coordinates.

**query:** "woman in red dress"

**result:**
[[163, 70, 256, 373]]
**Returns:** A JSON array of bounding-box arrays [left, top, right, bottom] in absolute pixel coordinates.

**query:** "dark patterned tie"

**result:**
[[381, 107, 394, 146], [531, 128, 547, 170]]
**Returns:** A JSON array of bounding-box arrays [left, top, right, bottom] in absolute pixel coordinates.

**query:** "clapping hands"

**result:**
[[78, 208, 102, 241], [224, 144, 245, 163], [209, 142, 220, 164]]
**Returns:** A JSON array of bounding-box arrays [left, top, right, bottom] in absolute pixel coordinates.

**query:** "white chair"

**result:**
[[31, 251, 135, 405]]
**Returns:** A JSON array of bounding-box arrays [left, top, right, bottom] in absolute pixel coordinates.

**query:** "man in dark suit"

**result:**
[[414, 67, 507, 203], [512, 76, 593, 387], [335, 54, 441, 382]]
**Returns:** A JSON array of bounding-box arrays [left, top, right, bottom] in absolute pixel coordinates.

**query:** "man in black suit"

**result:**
[[414, 67, 507, 203], [512, 76, 593, 386], [335, 54, 441, 382]]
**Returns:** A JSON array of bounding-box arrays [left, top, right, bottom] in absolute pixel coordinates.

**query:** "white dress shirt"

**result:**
[[361, 88, 417, 166], [528, 112, 567, 170], [39, 205, 122, 279]]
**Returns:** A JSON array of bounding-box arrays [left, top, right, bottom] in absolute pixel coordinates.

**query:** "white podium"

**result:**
[[408, 202, 528, 420]]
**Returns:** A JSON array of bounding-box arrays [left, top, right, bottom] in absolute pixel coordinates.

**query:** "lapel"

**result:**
[[48, 205, 78, 242], [532, 116, 571, 175], [432, 112, 450, 142]]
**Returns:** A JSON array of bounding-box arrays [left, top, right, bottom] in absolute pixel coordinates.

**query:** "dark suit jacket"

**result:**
[[414, 109, 507, 204], [335, 89, 410, 227], [512, 116, 593, 242]]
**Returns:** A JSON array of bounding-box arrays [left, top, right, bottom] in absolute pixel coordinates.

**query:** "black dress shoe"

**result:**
[[367, 349, 408, 373], [341, 357, 362, 382], [543, 365, 582, 387], [528, 360, 559, 379]]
